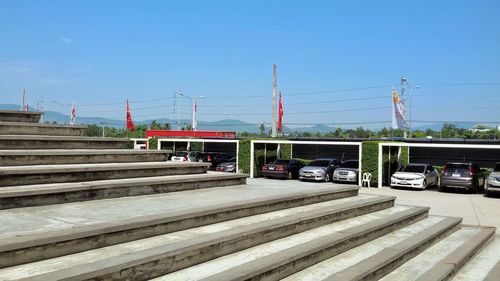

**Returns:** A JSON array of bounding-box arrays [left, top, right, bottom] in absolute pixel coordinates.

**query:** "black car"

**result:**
[[261, 159, 304, 179], [440, 162, 485, 193]]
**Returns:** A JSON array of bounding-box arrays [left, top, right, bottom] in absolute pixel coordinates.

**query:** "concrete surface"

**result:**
[[452, 237, 500, 281], [0, 182, 355, 241], [0, 121, 86, 136], [153, 206, 423, 281], [358, 186, 500, 229], [0, 173, 248, 209], [0, 135, 128, 149], [0, 110, 42, 123], [380, 227, 488, 281], [282, 216, 451, 281], [0, 194, 391, 280], [0, 149, 172, 166], [248, 178, 500, 229]]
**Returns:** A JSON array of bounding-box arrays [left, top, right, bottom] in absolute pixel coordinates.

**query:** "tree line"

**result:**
[[84, 121, 499, 140]]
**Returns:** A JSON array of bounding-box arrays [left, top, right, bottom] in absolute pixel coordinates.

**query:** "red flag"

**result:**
[[126, 99, 135, 131], [278, 91, 283, 133]]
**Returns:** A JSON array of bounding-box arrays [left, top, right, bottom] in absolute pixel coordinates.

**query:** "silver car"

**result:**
[[391, 163, 440, 190], [333, 160, 359, 183], [485, 162, 500, 196], [299, 158, 340, 182]]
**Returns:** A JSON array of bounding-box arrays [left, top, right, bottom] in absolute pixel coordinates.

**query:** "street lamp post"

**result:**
[[408, 85, 419, 138], [178, 93, 203, 131]]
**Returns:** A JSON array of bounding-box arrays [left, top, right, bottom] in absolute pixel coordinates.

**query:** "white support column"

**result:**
[[358, 143, 363, 186], [158, 139, 162, 151], [236, 140, 240, 173], [378, 143, 383, 188], [290, 143, 293, 158], [250, 141, 255, 178]]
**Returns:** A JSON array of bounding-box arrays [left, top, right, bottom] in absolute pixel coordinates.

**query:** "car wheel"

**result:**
[[422, 179, 427, 190]]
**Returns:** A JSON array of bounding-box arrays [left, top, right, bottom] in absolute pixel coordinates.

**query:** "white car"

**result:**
[[391, 164, 440, 190], [170, 151, 200, 162]]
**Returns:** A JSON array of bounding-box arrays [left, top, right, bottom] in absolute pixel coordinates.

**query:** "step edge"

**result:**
[[199, 206, 429, 281], [0, 173, 248, 198], [326, 216, 463, 280], [0, 187, 360, 252], [415, 227, 496, 281], [14, 196, 395, 281]]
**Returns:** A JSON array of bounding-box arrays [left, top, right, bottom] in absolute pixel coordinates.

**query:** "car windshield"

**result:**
[[494, 164, 500, 172], [175, 152, 188, 157], [308, 160, 330, 167], [400, 165, 425, 173], [446, 164, 469, 172], [340, 161, 358, 168], [273, 159, 290, 165]]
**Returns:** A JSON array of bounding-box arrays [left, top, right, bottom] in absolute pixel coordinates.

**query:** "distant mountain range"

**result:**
[[0, 104, 479, 133]]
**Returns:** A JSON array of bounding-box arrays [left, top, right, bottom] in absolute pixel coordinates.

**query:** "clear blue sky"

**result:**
[[1, 0, 499, 128]]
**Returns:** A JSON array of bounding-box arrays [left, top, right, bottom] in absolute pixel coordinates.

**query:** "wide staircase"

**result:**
[[0, 109, 498, 280]]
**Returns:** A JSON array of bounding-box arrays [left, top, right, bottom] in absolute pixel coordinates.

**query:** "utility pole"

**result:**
[[175, 88, 182, 130], [36, 97, 44, 123], [21, 89, 26, 111], [271, 64, 277, 138], [400, 77, 408, 138]]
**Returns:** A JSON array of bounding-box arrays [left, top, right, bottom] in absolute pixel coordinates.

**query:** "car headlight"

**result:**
[[348, 171, 356, 176], [488, 176, 496, 181], [315, 170, 325, 174], [226, 164, 235, 169]]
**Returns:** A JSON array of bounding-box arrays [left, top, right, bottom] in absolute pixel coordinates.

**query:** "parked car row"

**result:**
[[391, 161, 500, 195], [259, 158, 360, 184], [170, 151, 235, 170]]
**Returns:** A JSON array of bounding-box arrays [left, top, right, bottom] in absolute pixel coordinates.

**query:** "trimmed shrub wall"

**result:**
[[238, 139, 251, 174], [361, 141, 380, 186]]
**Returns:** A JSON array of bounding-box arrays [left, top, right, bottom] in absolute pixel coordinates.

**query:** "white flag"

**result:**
[[392, 89, 407, 130], [70, 104, 76, 125]]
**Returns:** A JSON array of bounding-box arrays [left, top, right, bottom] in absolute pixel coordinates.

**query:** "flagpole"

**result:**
[[271, 64, 277, 138]]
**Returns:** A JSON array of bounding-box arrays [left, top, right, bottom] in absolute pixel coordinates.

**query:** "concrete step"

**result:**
[[0, 135, 128, 149], [0, 149, 171, 166], [0, 121, 87, 136], [0, 184, 358, 268], [0, 161, 209, 186], [380, 226, 496, 281], [452, 236, 500, 281], [151, 205, 429, 281], [0, 172, 247, 209], [0, 110, 42, 123], [282, 215, 462, 281], [0, 194, 394, 280]]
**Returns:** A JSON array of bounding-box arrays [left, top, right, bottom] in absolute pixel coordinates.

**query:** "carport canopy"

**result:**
[[377, 142, 500, 188], [250, 140, 362, 184]]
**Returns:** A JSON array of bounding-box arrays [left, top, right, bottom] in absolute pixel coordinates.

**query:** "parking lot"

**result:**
[[247, 178, 500, 229]]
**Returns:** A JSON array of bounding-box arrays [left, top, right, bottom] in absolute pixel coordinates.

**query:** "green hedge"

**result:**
[[238, 139, 251, 174], [148, 137, 158, 150], [361, 141, 409, 186], [280, 143, 292, 159], [361, 141, 380, 186], [400, 146, 409, 165]]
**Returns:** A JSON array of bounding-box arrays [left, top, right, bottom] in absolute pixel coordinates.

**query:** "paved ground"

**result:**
[[248, 178, 500, 229]]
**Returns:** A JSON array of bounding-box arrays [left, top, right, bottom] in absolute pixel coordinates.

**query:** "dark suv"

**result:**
[[440, 162, 485, 193]]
